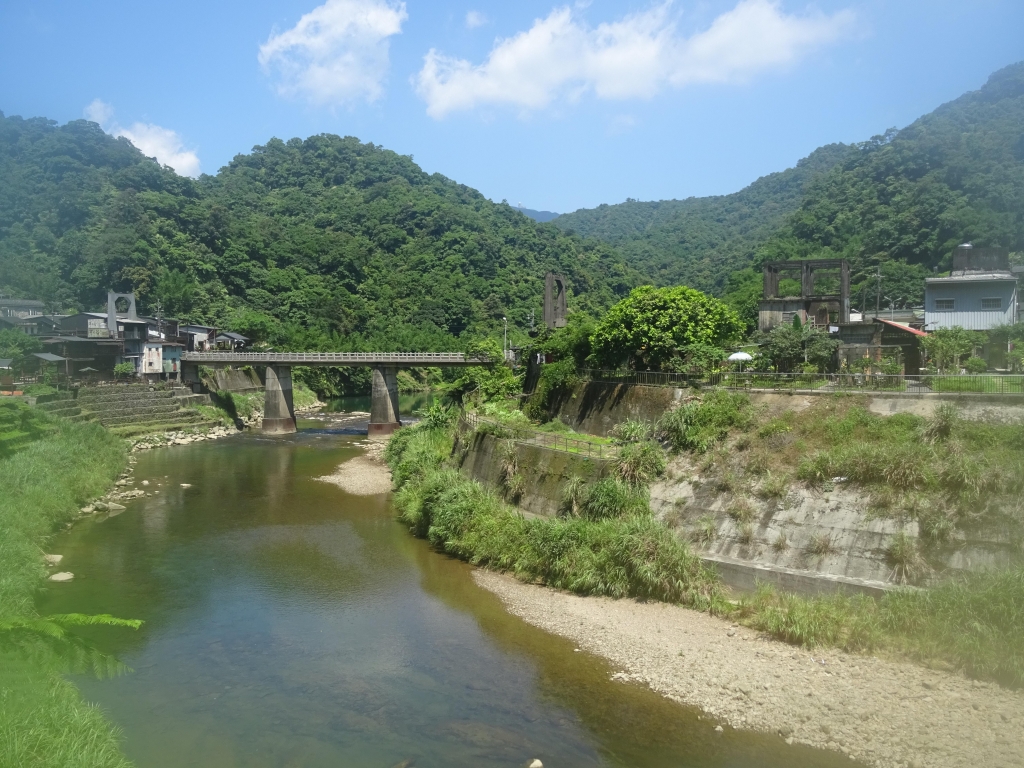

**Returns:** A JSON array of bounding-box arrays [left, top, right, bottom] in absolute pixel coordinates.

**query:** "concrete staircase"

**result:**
[[36, 384, 217, 434], [33, 392, 94, 423]]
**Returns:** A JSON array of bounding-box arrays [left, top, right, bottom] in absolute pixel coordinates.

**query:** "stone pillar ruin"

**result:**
[[368, 365, 401, 437], [262, 364, 296, 435]]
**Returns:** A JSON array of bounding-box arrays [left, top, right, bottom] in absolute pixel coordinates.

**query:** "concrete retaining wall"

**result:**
[[549, 381, 685, 437], [455, 427, 611, 518], [204, 367, 263, 393]]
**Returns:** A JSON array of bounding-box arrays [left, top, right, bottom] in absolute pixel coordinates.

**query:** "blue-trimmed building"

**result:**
[[924, 246, 1018, 332]]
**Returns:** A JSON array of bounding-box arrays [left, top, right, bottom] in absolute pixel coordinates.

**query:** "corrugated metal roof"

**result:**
[[926, 273, 1017, 283], [876, 318, 927, 337]]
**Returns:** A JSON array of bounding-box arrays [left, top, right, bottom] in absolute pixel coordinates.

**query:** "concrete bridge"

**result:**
[[181, 352, 491, 435]]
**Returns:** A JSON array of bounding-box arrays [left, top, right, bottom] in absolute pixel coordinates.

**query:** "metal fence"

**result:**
[[579, 369, 1024, 395], [463, 412, 617, 459]]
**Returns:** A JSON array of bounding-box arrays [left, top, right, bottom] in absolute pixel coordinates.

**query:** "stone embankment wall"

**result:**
[[468, 381, 1024, 596], [35, 384, 213, 434], [454, 425, 612, 518]]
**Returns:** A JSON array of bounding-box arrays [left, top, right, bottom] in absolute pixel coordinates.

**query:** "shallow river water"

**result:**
[[40, 412, 853, 768]]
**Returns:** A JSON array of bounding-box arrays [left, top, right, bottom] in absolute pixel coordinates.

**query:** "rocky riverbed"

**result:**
[[474, 571, 1024, 768]]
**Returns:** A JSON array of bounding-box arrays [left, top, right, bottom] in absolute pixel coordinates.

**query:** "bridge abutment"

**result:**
[[263, 364, 297, 435], [369, 365, 401, 436]]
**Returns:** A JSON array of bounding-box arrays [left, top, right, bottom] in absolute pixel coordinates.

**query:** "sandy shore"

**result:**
[[474, 570, 1024, 768], [317, 440, 392, 495]]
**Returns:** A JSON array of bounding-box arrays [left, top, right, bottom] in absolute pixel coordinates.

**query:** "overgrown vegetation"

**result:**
[[0, 400, 56, 458], [387, 419, 724, 610], [0, 420, 137, 766], [740, 568, 1024, 688]]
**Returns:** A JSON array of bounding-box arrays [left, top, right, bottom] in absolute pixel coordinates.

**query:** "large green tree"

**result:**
[[589, 285, 743, 370]]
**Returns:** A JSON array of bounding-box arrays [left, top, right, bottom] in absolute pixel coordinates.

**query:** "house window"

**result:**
[[934, 299, 955, 310], [981, 297, 1002, 310]]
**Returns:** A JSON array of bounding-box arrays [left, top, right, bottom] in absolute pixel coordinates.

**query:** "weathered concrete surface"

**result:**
[[368, 365, 401, 436], [210, 367, 263, 393], [550, 381, 685, 437], [262, 364, 296, 435], [455, 429, 610, 518]]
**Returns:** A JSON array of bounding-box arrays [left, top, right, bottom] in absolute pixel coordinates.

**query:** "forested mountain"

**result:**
[[551, 143, 853, 293], [554, 61, 1024, 320], [0, 117, 638, 356], [754, 62, 1024, 306], [515, 207, 560, 223]]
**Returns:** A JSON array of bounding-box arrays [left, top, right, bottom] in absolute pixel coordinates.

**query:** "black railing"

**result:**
[[579, 369, 1024, 395], [463, 413, 617, 459]]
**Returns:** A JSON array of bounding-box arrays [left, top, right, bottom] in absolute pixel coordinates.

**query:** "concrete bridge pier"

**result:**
[[263, 364, 297, 435], [369, 365, 401, 437]]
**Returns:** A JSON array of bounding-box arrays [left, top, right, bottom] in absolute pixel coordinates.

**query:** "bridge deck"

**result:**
[[181, 351, 492, 367]]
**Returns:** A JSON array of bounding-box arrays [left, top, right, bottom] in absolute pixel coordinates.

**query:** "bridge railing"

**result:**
[[181, 351, 492, 364]]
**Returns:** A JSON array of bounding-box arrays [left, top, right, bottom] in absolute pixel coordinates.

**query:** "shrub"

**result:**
[[964, 357, 988, 374], [693, 514, 717, 545], [886, 532, 926, 585], [659, 390, 753, 453], [615, 440, 666, 486], [922, 403, 960, 443], [611, 419, 655, 444], [559, 475, 587, 518], [112, 362, 135, 380], [807, 532, 838, 557], [581, 478, 649, 520], [771, 533, 789, 552], [756, 471, 790, 500]]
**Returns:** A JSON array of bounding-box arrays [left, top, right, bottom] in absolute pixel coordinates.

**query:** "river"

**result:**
[[39, 404, 853, 768]]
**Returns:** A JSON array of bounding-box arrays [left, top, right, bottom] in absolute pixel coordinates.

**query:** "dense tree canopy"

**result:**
[[0, 118, 640, 372], [589, 286, 743, 371], [552, 143, 852, 295], [555, 62, 1024, 319]]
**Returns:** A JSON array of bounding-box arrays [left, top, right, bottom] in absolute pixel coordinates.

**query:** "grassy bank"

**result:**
[[388, 409, 1024, 688], [740, 569, 1024, 687], [0, 419, 133, 767], [386, 420, 725, 611]]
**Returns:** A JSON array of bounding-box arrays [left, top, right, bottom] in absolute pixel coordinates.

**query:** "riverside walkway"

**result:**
[[181, 351, 492, 435]]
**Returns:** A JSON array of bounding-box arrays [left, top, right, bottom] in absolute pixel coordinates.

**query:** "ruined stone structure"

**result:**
[[543, 272, 568, 329], [758, 259, 850, 332]]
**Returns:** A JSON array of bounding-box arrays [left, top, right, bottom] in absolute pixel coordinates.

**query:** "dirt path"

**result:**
[[474, 570, 1024, 768]]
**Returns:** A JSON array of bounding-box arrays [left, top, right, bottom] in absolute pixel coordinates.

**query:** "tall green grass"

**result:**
[[388, 422, 725, 611], [0, 420, 133, 766], [740, 568, 1024, 687]]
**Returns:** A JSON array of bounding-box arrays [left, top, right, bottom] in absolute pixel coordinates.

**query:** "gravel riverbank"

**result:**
[[473, 570, 1024, 768]]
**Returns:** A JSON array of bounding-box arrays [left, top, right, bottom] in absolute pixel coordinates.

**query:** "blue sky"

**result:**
[[1, 1, 1022, 213]]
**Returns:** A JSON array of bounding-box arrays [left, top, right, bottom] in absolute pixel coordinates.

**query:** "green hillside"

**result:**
[[0, 118, 639, 361], [755, 62, 1024, 302], [553, 61, 1024, 317], [552, 143, 853, 293]]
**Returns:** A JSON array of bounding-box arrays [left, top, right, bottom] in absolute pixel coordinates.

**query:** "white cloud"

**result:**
[[84, 99, 201, 177], [415, 0, 854, 118], [465, 10, 488, 29], [259, 0, 407, 106]]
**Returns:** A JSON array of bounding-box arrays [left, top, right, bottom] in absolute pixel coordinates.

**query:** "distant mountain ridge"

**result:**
[[552, 61, 1024, 306], [515, 206, 560, 223], [551, 143, 853, 293]]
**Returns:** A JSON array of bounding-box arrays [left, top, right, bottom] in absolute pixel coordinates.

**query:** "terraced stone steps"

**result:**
[[34, 384, 220, 433]]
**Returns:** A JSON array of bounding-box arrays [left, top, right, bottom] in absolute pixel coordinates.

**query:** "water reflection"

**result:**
[[39, 432, 854, 767]]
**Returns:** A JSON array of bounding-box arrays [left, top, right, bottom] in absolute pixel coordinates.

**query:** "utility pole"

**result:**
[[502, 316, 508, 362]]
